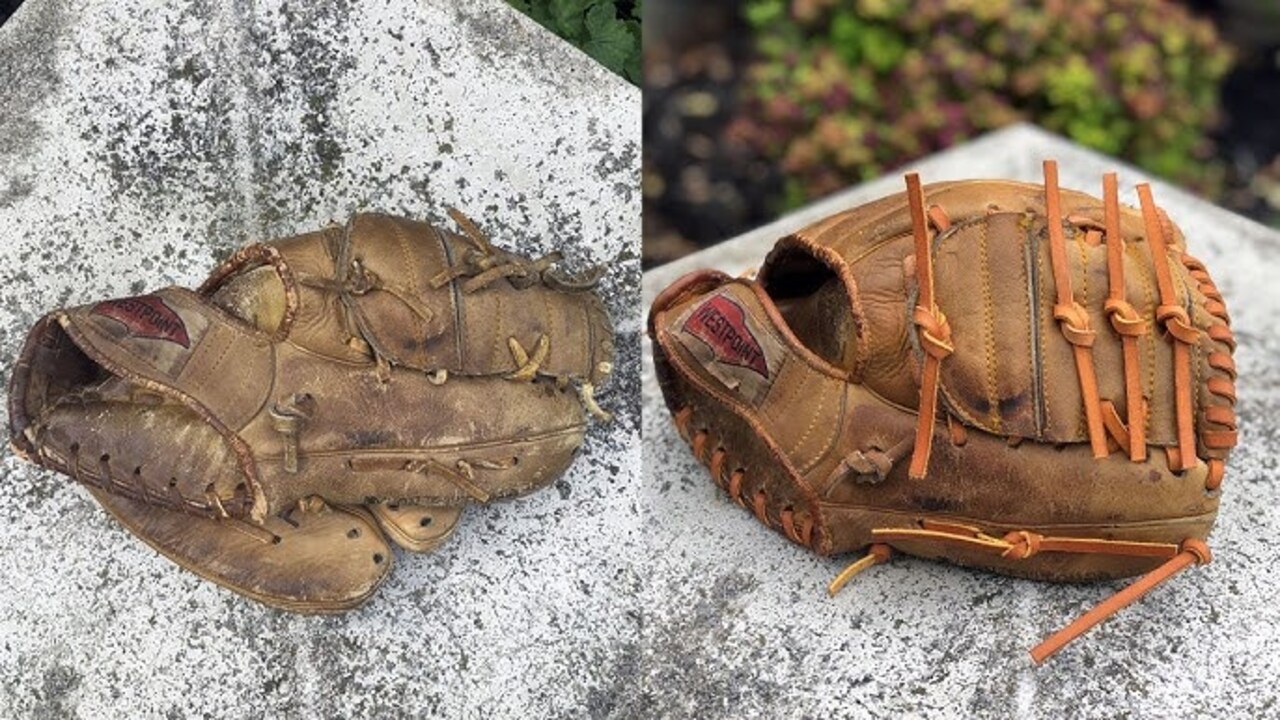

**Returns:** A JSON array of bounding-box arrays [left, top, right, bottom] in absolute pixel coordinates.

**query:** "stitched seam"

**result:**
[[189, 330, 237, 403], [765, 358, 802, 427], [847, 232, 912, 266], [494, 293, 505, 368], [1130, 241, 1157, 437], [394, 223, 419, 296], [1178, 270, 1204, 443], [793, 377, 829, 473], [979, 221, 1000, 430], [822, 386, 850, 477]]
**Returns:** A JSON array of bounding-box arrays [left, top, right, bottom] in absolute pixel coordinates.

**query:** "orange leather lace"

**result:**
[[829, 520, 1211, 663], [1180, 251, 1237, 490], [906, 173, 954, 479], [1137, 184, 1198, 472], [906, 163, 1236, 490], [1043, 161, 1109, 458], [1101, 172, 1150, 462], [1029, 538, 1211, 663]]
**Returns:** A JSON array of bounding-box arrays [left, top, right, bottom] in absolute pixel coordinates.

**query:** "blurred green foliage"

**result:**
[[506, 0, 642, 84], [735, 0, 1233, 207]]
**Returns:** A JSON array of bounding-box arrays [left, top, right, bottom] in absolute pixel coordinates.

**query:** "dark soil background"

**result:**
[[0, 0, 20, 26], [643, 0, 1280, 267]]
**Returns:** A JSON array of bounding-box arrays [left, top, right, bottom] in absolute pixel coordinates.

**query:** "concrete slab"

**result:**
[[642, 124, 1279, 718], [0, 0, 640, 717]]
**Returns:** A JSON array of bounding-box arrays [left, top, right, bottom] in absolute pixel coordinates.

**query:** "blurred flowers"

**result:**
[[735, 0, 1233, 206]]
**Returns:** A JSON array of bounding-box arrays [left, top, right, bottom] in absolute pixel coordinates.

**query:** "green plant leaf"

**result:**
[[583, 2, 637, 77], [506, 0, 640, 85], [550, 0, 591, 40]]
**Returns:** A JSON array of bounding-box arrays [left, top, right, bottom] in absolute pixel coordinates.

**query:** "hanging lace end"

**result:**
[[1029, 538, 1212, 664], [448, 207, 497, 254], [827, 543, 893, 597], [578, 381, 612, 422]]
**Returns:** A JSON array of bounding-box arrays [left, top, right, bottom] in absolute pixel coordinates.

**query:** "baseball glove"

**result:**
[[10, 211, 614, 612], [649, 161, 1237, 662]]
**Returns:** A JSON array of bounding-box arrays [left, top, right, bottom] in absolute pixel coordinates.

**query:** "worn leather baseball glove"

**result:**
[[649, 161, 1236, 662], [10, 211, 614, 612]]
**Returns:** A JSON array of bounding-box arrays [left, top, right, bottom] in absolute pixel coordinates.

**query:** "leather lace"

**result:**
[[429, 208, 603, 295], [829, 519, 1212, 664], [52, 434, 256, 521], [906, 161, 1236, 488], [674, 406, 816, 549], [431, 208, 612, 422]]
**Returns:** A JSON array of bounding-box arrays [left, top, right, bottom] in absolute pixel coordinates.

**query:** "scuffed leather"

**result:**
[[9, 212, 613, 611]]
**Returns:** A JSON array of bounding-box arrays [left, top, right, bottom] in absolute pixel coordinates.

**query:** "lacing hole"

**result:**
[[511, 456, 520, 466], [347, 528, 361, 539], [168, 478, 178, 488], [99, 453, 110, 462], [419, 516, 433, 527], [68, 443, 80, 453], [372, 553, 385, 564], [271, 536, 282, 545], [133, 467, 142, 476]]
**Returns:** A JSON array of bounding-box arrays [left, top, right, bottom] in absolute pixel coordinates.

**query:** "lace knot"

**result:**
[[1181, 538, 1212, 565], [912, 305, 953, 359], [1001, 530, 1042, 559], [1102, 298, 1149, 336], [1052, 302, 1096, 347], [1156, 304, 1198, 343]]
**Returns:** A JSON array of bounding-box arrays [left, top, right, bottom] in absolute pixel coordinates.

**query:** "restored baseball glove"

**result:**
[[10, 211, 614, 612], [649, 161, 1236, 662]]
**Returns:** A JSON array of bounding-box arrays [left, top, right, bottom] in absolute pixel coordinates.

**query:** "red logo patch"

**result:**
[[91, 296, 191, 348], [683, 295, 769, 378]]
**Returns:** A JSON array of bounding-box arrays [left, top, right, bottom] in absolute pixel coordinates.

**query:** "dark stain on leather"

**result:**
[[911, 494, 959, 513], [346, 430, 395, 448]]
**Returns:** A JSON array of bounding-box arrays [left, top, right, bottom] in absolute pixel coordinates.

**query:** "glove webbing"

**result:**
[[827, 520, 1211, 664], [906, 164, 1237, 490]]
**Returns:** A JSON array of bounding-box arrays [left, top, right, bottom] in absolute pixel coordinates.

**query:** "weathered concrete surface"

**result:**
[[641, 124, 1279, 718], [0, 0, 640, 717]]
